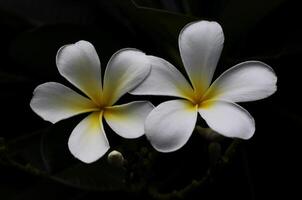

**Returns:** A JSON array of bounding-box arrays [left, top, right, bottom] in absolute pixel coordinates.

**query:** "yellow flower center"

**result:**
[[189, 92, 206, 108], [186, 85, 220, 109], [91, 93, 112, 112]]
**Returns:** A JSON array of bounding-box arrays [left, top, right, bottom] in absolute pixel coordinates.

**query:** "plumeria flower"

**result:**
[[131, 21, 277, 152], [30, 41, 154, 163]]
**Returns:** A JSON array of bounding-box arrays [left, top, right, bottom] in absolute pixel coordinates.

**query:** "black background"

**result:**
[[0, 0, 300, 199]]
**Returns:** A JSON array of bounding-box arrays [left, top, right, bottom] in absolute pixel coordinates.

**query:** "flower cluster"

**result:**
[[30, 21, 277, 163]]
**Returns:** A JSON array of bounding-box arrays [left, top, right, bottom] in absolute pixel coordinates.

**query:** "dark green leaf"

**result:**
[[219, 0, 286, 55], [54, 161, 126, 191], [9, 23, 135, 80], [111, 0, 197, 68]]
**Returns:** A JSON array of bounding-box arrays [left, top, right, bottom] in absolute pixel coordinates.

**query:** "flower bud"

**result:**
[[107, 150, 124, 167]]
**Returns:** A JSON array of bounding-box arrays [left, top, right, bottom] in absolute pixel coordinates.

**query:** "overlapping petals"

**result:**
[[103, 49, 151, 105], [130, 56, 194, 100], [31, 41, 153, 163], [104, 101, 154, 139], [133, 20, 277, 152], [31, 20, 278, 159]]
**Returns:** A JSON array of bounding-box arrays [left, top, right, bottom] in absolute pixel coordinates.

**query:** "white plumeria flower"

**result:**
[[30, 41, 154, 163], [131, 21, 277, 152]]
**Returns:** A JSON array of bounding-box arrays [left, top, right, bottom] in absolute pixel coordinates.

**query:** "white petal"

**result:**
[[104, 101, 154, 139], [199, 100, 255, 139], [145, 100, 197, 152], [179, 20, 224, 95], [130, 56, 194, 100], [56, 40, 102, 104], [68, 112, 110, 163], [203, 61, 277, 102], [102, 49, 151, 105], [30, 82, 98, 123]]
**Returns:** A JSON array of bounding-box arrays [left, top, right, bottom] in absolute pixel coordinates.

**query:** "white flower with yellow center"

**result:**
[[30, 41, 154, 163], [131, 21, 277, 152]]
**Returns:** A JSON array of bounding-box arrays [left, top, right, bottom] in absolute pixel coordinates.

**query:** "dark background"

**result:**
[[0, 0, 300, 199]]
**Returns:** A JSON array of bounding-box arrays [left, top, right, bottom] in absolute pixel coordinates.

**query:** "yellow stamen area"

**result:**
[[88, 85, 127, 125], [199, 100, 216, 109], [184, 102, 198, 112], [103, 106, 126, 122], [91, 90, 115, 111], [190, 74, 209, 95], [87, 111, 103, 134], [179, 83, 220, 110], [102, 86, 119, 106], [176, 86, 195, 101], [202, 85, 221, 102]]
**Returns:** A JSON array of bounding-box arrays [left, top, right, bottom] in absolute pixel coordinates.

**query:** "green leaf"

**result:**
[[111, 0, 197, 69], [9, 23, 135, 80], [0, 72, 32, 97], [219, 0, 286, 55], [4, 127, 47, 170], [54, 161, 126, 191], [40, 120, 76, 173], [0, 7, 36, 32]]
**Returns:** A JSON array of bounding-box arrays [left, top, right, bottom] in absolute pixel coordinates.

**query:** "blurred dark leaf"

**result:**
[[0, 137, 5, 153], [6, 128, 47, 170], [133, 0, 163, 9], [0, 72, 32, 96], [219, 0, 286, 56], [0, 7, 36, 30], [110, 0, 196, 68], [0, 71, 42, 139], [40, 120, 76, 173], [0, 72, 32, 95], [0, 0, 99, 25], [9, 23, 135, 80], [4, 117, 127, 191], [0, 8, 36, 76], [54, 161, 126, 191], [239, 1, 300, 59]]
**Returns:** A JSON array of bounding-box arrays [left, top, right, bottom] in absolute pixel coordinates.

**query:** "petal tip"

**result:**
[[29, 99, 57, 124], [68, 138, 110, 164], [179, 20, 225, 44], [113, 48, 146, 57]]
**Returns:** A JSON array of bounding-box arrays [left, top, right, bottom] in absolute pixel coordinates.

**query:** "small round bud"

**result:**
[[107, 150, 124, 167]]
